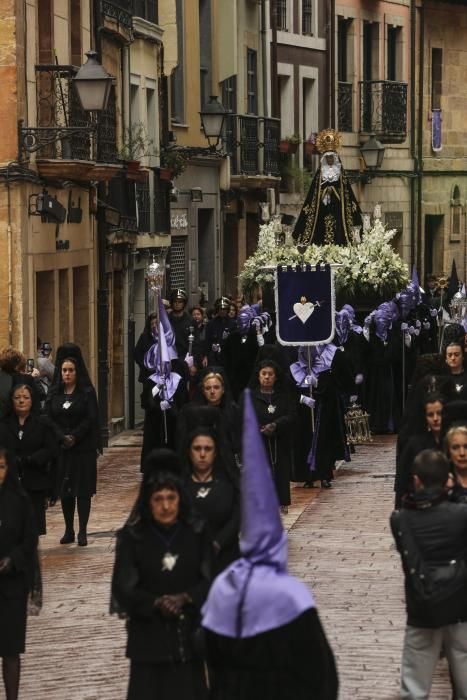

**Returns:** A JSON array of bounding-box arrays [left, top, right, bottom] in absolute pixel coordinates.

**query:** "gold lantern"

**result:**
[[345, 402, 373, 445]]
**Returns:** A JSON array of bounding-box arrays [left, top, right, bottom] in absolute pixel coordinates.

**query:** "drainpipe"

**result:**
[[416, 2, 425, 274], [261, 0, 269, 118], [409, 0, 416, 269], [93, 0, 110, 446], [270, 0, 279, 118], [6, 164, 13, 345], [330, 0, 336, 128], [325, 0, 335, 127]]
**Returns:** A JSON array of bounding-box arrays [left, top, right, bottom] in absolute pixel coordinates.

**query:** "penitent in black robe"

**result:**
[[293, 167, 362, 247], [205, 608, 338, 700]]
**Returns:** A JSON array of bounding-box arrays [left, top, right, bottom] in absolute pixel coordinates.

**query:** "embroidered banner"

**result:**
[[275, 264, 336, 345], [432, 109, 442, 153]]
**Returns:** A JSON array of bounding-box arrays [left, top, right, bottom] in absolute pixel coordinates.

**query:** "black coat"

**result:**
[[205, 609, 338, 700], [250, 386, 295, 505], [134, 329, 155, 383], [185, 475, 240, 575], [0, 480, 38, 655], [0, 413, 55, 491], [44, 386, 100, 497], [390, 492, 467, 628], [205, 317, 237, 365], [222, 331, 259, 401], [141, 372, 188, 464], [111, 519, 211, 663]]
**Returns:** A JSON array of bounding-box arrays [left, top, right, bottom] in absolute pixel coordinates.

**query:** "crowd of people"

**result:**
[[1, 268, 467, 699]]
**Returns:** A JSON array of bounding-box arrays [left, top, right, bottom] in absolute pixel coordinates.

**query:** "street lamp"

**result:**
[[200, 95, 227, 148], [360, 133, 385, 171], [73, 51, 113, 112]]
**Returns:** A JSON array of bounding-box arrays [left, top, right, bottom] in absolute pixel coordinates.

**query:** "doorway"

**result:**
[[198, 208, 216, 305], [424, 214, 444, 277]]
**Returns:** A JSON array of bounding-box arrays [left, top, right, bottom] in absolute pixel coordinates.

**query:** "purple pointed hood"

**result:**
[[335, 309, 351, 345], [202, 390, 315, 638]]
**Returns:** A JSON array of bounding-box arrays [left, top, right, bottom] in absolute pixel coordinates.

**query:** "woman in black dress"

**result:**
[[249, 359, 295, 511], [111, 463, 211, 700], [0, 384, 55, 534], [45, 352, 100, 546], [0, 447, 39, 700], [183, 428, 239, 574], [394, 392, 445, 508], [441, 342, 467, 401]]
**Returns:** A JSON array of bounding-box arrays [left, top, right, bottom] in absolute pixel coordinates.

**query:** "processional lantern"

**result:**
[[146, 255, 166, 293], [345, 402, 373, 445], [449, 284, 467, 324]]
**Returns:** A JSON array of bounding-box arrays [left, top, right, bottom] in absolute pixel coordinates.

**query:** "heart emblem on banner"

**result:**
[[293, 302, 314, 324]]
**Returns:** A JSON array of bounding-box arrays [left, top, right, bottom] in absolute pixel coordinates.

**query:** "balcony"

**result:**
[[19, 65, 121, 181], [224, 114, 281, 186], [338, 81, 353, 133], [136, 174, 170, 235], [359, 80, 407, 143], [100, 0, 133, 42]]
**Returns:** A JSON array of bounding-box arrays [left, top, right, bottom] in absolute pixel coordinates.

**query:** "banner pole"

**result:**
[[306, 346, 315, 433]]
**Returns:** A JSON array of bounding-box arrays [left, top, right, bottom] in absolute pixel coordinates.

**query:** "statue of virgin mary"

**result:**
[[293, 128, 363, 247]]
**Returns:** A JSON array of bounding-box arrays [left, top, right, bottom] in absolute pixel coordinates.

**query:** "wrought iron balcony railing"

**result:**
[[19, 65, 119, 163], [101, 0, 133, 29], [359, 80, 407, 143], [223, 114, 280, 177], [338, 81, 353, 133], [136, 174, 170, 234]]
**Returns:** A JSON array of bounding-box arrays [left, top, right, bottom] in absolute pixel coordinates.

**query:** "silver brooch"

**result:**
[[162, 552, 178, 572], [63, 400, 72, 410], [455, 384, 464, 393], [196, 487, 211, 499], [267, 404, 276, 414]]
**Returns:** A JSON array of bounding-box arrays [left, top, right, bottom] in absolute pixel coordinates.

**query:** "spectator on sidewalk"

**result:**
[[0, 447, 40, 700], [44, 345, 101, 547], [390, 449, 467, 699]]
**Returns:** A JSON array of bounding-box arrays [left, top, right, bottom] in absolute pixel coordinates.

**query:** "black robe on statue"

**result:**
[[293, 161, 362, 246]]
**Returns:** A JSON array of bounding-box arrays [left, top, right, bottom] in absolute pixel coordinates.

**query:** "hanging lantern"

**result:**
[[345, 402, 373, 445]]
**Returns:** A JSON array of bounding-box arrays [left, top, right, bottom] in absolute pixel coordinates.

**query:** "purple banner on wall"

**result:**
[[432, 109, 442, 152], [275, 264, 336, 346]]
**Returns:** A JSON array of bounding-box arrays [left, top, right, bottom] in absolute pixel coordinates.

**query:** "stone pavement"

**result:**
[[13, 432, 452, 699]]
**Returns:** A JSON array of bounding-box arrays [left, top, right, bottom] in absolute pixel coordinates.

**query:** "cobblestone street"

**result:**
[[13, 433, 452, 699]]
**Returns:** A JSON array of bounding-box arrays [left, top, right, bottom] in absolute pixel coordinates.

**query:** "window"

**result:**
[[276, 0, 288, 31], [133, 0, 158, 23], [387, 26, 401, 81], [451, 185, 462, 241], [171, 0, 185, 123], [221, 76, 237, 113], [432, 48, 442, 110], [38, 0, 53, 63], [199, 0, 212, 110], [363, 22, 374, 81], [70, 0, 82, 65], [338, 18, 351, 82], [247, 49, 257, 115], [130, 82, 140, 124], [302, 0, 313, 36]]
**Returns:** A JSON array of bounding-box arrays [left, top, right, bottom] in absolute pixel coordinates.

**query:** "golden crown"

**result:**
[[316, 128, 341, 154]]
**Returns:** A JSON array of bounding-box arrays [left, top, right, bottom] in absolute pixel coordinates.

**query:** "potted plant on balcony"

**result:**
[[304, 132, 317, 159], [279, 134, 301, 155], [159, 149, 188, 180], [118, 122, 156, 179]]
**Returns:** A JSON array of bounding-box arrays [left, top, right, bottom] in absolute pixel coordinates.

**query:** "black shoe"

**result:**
[[321, 480, 332, 489], [60, 530, 75, 544], [303, 481, 313, 488], [77, 531, 88, 546]]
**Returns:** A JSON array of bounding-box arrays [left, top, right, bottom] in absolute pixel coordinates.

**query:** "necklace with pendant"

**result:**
[[152, 523, 180, 572], [261, 391, 276, 414]]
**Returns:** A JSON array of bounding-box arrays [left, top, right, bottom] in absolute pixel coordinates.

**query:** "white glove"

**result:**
[[404, 333, 412, 348], [300, 394, 315, 408], [363, 326, 370, 342], [355, 373, 364, 385], [350, 395, 358, 404], [212, 343, 221, 353], [401, 322, 409, 331], [184, 353, 194, 368], [423, 322, 431, 330], [256, 332, 265, 347], [151, 385, 160, 398], [160, 400, 171, 411], [430, 308, 438, 317], [304, 373, 318, 388]]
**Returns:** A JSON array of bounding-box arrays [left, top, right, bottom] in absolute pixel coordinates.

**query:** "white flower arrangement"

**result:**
[[239, 217, 409, 299]]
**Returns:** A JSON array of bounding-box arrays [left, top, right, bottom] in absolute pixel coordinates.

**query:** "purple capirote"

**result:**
[[201, 389, 315, 639]]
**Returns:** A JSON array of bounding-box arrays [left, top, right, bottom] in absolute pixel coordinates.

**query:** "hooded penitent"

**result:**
[[202, 389, 315, 638], [144, 321, 181, 401]]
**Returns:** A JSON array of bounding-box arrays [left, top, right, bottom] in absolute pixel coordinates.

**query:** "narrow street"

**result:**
[[15, 434, 452, 699]]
